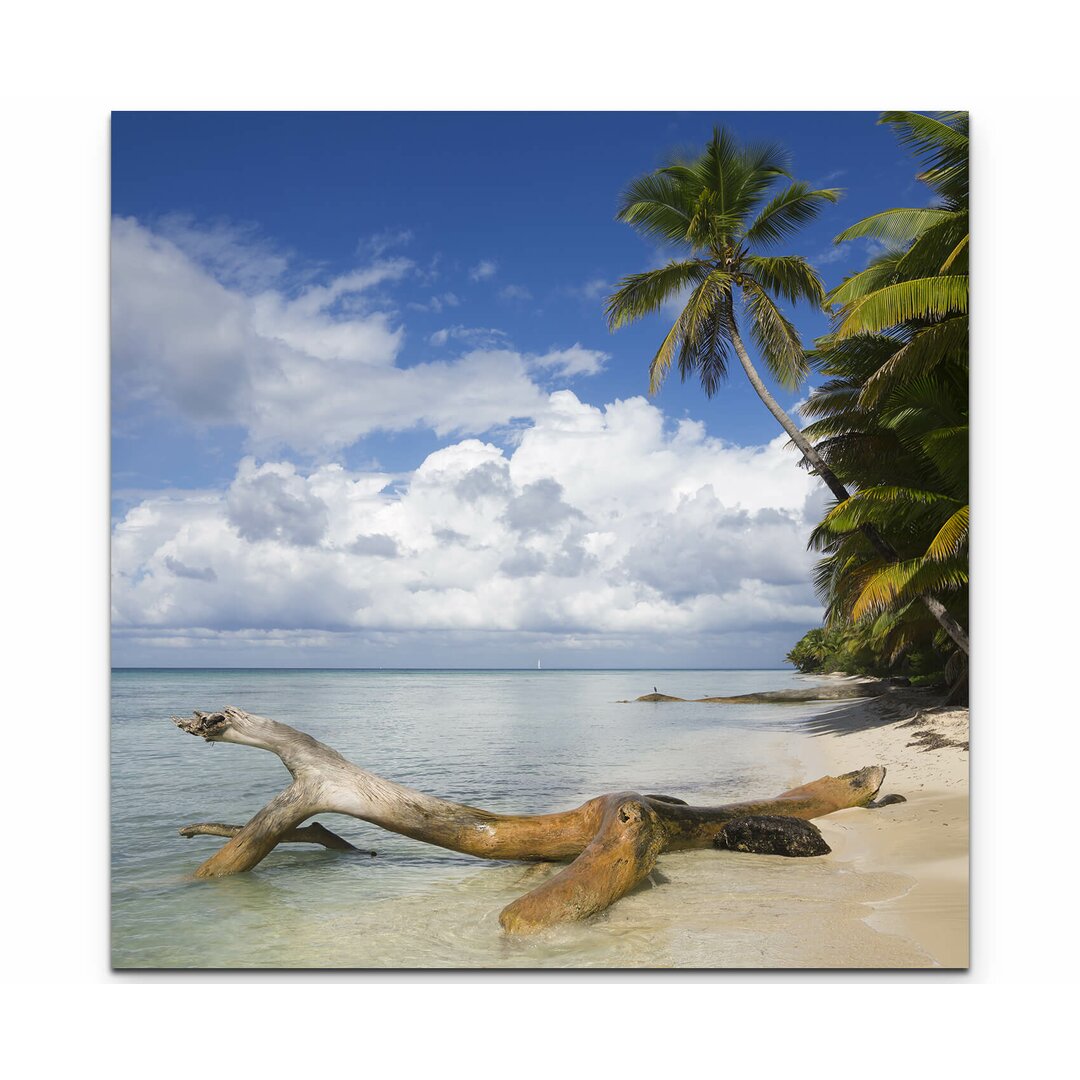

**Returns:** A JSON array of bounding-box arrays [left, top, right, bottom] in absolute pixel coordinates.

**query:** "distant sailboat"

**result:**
[[537, 659, 541, 670]]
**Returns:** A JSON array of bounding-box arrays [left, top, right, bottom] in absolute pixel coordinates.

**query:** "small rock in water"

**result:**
[[714, 815, 831, 857]]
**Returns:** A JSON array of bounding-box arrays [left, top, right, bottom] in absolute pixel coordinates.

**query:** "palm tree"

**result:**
[[606, 125, 969, 656], [829, 111, 968, 404], [817, 111, 970, 654], [803, 345, 968, 631], [605, 129, 851, 505]]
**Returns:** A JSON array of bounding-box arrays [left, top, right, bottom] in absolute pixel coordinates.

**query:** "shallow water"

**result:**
[[111, 668, 918, 968]]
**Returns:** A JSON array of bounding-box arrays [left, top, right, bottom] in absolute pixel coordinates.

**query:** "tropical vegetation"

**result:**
[[607, 113, 969, 695], [786, 624, 951, 686], [795, 112, 969, 692]]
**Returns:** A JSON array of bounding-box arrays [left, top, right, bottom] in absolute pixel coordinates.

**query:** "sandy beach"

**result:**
[[794, 678, 969, 968], [572, 677, 970, 969], [111, 669, 969, 968]]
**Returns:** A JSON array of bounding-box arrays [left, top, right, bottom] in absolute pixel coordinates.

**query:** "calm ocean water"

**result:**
[[111, 667, 851, 968]]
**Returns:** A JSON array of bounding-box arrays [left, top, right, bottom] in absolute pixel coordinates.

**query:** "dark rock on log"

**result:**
[[714, 815, 832, 857], [866, 793, 907, 808]]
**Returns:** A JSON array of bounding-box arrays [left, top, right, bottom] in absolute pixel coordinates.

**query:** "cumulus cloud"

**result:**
[[111, 218, 568, 453], [501, 478, 582, 535], [112, 391, 823, 651], [163, 555, 217, 582], [348, 534, 400, 557], [226, 459, 330, 546]]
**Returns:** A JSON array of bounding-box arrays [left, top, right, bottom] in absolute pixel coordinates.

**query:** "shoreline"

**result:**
[[796, 679, 969, 968], [111, 669, 968, 968]]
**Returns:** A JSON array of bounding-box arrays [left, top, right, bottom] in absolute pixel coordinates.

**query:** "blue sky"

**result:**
[[111, 111, 922, 668]]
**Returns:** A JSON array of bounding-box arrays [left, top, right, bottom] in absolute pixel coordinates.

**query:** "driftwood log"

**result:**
[[630, 684, 886, 703], [173, 707, 886, 934]]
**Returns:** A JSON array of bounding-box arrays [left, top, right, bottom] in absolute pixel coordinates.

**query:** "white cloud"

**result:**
[[428, 325, 508, 348], [821, 236, 894, 269], [468, 259, 497, 281], [112, 391, 823, 649], [226, 458, 331, 546], [358, 227, 413, 258], [531, 344, 608, 378], [813, 244, 850, 266], [498, 283, 532, 302], [112, 218, 562, 453], [153, 213, 291, 291], [407, 291, 460, 314]]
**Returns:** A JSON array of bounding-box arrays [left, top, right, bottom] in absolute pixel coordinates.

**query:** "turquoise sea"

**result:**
[[112, 667, 857, 968]]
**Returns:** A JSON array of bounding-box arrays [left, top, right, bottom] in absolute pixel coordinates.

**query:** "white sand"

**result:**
[[797, 681, 969, 968]]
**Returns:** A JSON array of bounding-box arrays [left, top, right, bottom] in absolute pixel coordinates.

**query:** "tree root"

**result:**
[[179, 821, 374, 854]]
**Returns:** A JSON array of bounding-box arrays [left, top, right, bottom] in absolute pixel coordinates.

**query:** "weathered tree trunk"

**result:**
[[173, 707, 886, 934]]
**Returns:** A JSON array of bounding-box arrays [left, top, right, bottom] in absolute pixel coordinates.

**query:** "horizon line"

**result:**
[[111, 665, 794, 672]]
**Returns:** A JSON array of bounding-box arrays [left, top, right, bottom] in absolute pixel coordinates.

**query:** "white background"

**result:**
[[2, 0, 1076, 1073]]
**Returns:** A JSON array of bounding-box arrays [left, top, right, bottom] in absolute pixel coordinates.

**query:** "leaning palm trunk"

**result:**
[[725, 306, 969, 656]]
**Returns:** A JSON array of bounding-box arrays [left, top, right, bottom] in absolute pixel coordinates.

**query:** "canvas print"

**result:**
[[111, 111, 969, 968]]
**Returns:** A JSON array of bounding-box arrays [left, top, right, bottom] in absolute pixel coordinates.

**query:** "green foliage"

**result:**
[[908, 672, 948, 689], [792, 111, 970, 682], [786, 620, 953, 679], [606, 127, 838, 397], [828, 112, 969, 369]]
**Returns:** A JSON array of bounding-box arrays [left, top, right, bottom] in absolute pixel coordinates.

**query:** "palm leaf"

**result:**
[[834, 276, 968, 337], [894, 213, 969, 279], [879, 111, 969, 203], [852, 557, 968, 620], [679, 297, 732, 396], [745, 183, 841, 249], [605, 260, 711, 330], [940, 234, 969, 273], [648, 271, 734, 394], [834, 207, 954, 246], [925, 505, 969, 561], [615, 172, 694, 246], [827, 251, 907, 308], [742, 282, 808, 388], [743, 255, 826, 306], [648, 316, 687, 395], [859, 317, 968, 405]]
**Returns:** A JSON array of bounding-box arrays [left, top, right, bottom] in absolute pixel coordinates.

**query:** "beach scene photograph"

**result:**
[[110, 109, 970, 969]]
